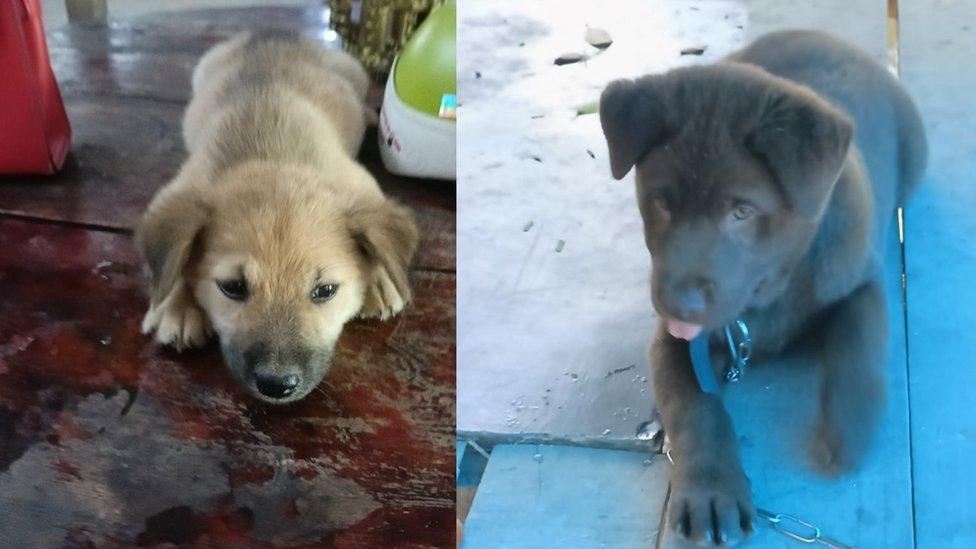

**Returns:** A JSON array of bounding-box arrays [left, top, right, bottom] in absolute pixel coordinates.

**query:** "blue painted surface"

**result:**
[[457, 441, 465, 478], [900, 3, 976, 547], [457, 440, 490, 487], [462, 444, 668, 548]]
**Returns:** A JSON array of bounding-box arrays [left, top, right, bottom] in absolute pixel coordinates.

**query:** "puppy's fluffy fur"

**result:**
[[601, 31, 925, 545], [137, 32, 419, 403]]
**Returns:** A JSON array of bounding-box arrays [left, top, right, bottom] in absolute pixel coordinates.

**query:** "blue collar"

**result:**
[[688, 319, 752, 395]]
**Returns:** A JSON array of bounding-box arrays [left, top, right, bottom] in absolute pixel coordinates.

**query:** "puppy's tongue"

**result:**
[[667, 319, 703, 340]]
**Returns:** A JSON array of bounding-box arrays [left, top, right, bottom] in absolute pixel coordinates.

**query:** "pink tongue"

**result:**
[[667, 319, 703, 340]]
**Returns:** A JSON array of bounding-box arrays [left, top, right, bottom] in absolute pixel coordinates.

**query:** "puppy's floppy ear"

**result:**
[[600, 76, 671, 179], [348, 198, 420, 320], [135, 186, 210, 307], [746, 87, 853, 219]]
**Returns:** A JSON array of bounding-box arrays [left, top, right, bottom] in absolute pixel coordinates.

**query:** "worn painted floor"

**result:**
[[0, 6, 455, 547], [459, 0, 974, 548]]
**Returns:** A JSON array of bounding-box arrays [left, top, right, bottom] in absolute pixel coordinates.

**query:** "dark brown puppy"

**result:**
[[600, 30, 926, 546]]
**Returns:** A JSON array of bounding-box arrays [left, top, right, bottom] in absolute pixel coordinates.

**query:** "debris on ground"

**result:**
[[554, 52, 588, 65], [605, 364, 637, 378], [584, 27, 613, 49], [574, 100, 598, 116]]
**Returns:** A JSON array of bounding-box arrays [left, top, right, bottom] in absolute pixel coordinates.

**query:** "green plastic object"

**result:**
[[393, 0, 457, 117]]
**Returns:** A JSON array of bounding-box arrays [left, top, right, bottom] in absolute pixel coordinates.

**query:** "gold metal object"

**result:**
[[328, 0, 442, 75]]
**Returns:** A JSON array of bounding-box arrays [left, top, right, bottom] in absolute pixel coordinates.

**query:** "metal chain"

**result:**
[[757, 508, 861, 548]]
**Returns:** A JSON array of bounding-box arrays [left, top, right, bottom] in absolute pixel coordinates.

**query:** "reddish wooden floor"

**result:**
[[0, 6, 455, 548]]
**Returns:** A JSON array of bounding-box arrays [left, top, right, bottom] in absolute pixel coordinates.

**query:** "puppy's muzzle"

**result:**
[[242, 343, 316, 401], [660, 276, 714, 323]]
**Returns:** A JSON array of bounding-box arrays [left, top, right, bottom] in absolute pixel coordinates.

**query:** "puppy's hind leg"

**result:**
[[811, 280, 888, 475]]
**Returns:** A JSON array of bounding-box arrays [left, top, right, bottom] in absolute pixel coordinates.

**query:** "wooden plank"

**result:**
[[0, 95, 185, 227], [457, 441, 484, 525], [899, 2, 976, 546], [457, 441, 466, 476], [463, 444, 668, 548], [0, 217, 455, 546]]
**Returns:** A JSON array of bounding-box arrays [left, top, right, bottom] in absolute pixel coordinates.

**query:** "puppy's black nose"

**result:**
[[668, 279, 712, 320], [254, 373, 300, 399]]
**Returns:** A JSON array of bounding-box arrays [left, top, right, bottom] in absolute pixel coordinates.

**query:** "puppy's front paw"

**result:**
[[359, 267, 408, 321], [142, 298, 211, 351], [669, 461, 755, 547]]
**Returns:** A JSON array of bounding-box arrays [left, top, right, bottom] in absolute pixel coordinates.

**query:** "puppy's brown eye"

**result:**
[[731, 203, 757, 221], [311, 283, 339, 303], [217, 279, 249, 301]]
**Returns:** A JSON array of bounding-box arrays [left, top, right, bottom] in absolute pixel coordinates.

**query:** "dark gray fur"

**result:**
[[600, 30, 926, 546]]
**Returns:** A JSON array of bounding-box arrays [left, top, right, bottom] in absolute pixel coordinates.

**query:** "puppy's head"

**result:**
[[600, 63, 852, 339], [138, 163, 419, 402]]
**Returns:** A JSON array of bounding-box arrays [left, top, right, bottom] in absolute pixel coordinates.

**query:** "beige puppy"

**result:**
[[137, 32, 420, 403]]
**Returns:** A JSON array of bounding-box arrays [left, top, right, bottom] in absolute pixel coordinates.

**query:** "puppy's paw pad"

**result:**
[[669, 467, 755, 546]]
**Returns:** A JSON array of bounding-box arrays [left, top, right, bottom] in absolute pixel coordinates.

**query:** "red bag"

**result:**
[[0, 0, 71, 174]]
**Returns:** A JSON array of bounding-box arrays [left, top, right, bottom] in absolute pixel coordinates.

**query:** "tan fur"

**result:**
[[136, 33, 419, 402]]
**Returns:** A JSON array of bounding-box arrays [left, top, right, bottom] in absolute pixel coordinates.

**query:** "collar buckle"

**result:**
[[723, 319, 751, 383], [688, 318, 752, 394]]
